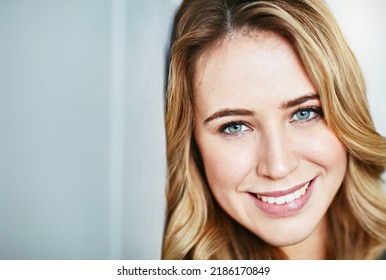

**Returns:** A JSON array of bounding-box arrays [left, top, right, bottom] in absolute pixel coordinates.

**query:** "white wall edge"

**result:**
[[108, 0, 127, 260]]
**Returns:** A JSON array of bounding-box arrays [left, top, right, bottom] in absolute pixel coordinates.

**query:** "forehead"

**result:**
[[193, 31, 315, 112], [194, 31, 283, 84]]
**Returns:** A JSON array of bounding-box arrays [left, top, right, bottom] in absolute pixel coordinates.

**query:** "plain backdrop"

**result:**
[[0, 0, 384, 259]]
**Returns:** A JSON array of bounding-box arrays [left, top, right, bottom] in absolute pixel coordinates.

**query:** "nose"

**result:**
[[256, 128, 298, 180]]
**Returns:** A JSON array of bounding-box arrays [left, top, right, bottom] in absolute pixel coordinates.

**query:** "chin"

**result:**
[[246, 218, 320, 248], [261, 233, 308, 247]]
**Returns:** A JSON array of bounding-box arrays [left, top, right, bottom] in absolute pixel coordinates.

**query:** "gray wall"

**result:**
[[0, 0, 384, 260], [0, 0, 179, 259]]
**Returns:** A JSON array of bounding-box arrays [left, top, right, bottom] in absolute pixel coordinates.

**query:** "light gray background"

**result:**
[[0, 0, 178, 259], [0, 0, 384, 259]]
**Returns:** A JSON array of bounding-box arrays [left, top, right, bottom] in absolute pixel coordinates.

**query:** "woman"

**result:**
[[163, 0, 386, 259]]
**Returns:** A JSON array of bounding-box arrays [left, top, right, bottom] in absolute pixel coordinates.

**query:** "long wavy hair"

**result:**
[[163, 0, 386, 259]]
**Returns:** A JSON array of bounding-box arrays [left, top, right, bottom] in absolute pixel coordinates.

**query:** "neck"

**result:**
[[281, 216, 328, 260]]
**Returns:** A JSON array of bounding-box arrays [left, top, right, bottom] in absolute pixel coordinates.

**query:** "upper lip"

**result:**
[[253, 180, 312, 198]]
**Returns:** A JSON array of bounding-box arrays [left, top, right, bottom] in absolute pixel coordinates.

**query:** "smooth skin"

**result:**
[[193, 31, 347, 259]]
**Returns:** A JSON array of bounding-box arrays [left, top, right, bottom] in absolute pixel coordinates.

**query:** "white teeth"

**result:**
[[256, 181, 310, 205], [275, 196, 285, 205], [285, 193, 295, 203], [267, 197, 275, 204]]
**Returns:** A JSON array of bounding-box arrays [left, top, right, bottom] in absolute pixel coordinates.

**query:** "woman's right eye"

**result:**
[[221, 122, 249, 135]]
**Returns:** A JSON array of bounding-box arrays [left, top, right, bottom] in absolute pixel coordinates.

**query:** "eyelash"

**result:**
[[290, 106, 323, 123], [219, 106, 323, 135], [220, 121, 250, 135], [290, 107, 323, 123]]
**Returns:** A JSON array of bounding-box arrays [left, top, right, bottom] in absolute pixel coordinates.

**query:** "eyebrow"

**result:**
[[204, 109, 254, 123], [204, 93, 320, 124], [281, 93, 319, 109]]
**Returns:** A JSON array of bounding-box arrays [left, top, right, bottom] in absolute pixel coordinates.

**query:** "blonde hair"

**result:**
[[163, 0, 386, 259]]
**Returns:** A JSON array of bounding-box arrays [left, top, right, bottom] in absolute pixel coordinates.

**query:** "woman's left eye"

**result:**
[[291, 108, 321, 122]]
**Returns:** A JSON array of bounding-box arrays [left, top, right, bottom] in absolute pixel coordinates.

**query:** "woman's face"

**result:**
[[193, 31, 347, 248]]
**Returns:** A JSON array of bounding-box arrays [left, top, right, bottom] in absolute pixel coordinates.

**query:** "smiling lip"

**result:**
[[255, 181, 310, 198], [249, 177, 317, 218]]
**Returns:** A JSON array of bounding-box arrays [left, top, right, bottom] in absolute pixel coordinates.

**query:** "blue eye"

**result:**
[[222, 122, 249, 134], [292, 108, 321, 122], [294, 109, 312, 120]]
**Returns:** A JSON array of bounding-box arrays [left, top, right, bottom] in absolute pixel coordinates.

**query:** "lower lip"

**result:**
[[249, 177, 316, 218]]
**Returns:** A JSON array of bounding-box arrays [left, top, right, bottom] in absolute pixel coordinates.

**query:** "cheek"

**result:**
[[196, 137, 256, 192], [298, 125, 347, 181]]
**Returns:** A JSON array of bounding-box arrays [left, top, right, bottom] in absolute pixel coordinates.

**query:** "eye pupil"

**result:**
[[296, 110, 311, 120], [229, 124, 241, 133]]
